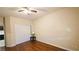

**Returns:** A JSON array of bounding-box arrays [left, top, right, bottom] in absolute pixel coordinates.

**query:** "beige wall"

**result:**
[[33, 8, 79, 50], [5, 17, 12, 47], [0, 16, 3, 26], [5, 16, 32, 47]]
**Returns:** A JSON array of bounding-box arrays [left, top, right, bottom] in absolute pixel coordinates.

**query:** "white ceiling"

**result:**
[[0, 7, 62, 20]]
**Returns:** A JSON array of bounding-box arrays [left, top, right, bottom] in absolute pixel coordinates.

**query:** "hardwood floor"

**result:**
[[5, 41, 66, 51]]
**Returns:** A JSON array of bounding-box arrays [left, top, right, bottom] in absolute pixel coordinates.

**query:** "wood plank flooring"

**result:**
[[5, 41, 66, 51]]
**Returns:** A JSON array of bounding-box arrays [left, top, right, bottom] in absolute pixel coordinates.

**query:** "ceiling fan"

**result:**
[[18, 7, 37, 14]]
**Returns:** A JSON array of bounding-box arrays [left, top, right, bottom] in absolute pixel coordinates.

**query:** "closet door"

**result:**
[[15, 24, 30, 45]]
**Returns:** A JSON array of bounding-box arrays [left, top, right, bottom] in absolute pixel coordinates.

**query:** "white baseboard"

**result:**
[[6, 44, 16, 47], [6, 40, 28, 47], [0, 40, 5, 47], [37, 40, 73, 51]]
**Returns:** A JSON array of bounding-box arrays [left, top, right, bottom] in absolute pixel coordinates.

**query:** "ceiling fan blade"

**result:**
[[34, 8, 47, 12], [31, 10, 37, 13], [18, 10, 24, 12]]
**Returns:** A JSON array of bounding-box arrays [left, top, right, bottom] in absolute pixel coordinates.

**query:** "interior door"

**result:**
[[15, 24, 30, 45]]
